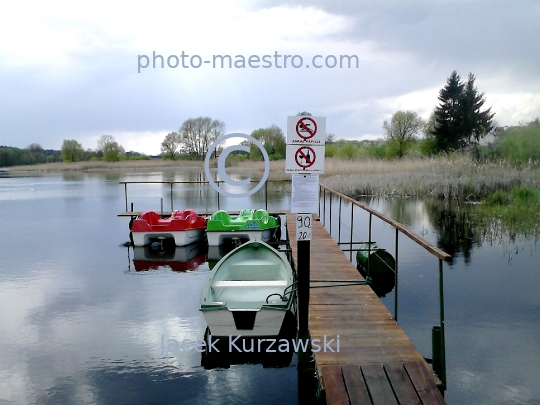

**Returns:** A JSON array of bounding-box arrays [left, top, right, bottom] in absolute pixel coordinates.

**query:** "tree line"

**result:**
[[0, 136, 150, 167], [58, 135, 147, 163], [161, 116, 289, 162]]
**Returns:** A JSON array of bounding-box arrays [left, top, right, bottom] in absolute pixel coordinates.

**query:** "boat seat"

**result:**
[[210, 280, 289, 303], [211, 210, 231, 225], [226, 300, 286, 310], [139, 211, 161, 225], [211, 280, 288, 288], [239, 209, 254, 219], [226, 260, 284, 281], [253, 209, 269, 221]]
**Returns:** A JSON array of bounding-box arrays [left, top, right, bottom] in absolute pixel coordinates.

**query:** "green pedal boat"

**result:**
[[206, 209, 280, 246]]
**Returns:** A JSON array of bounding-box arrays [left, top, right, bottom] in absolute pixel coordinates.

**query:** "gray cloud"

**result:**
[[1, 1, 539, 152]]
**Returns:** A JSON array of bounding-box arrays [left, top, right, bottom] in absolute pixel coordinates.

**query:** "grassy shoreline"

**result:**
[[2, 159, 205, 172], [6, 156, 540, 200]]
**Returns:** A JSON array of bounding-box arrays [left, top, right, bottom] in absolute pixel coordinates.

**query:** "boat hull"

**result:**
[[131, 209, 207, 247], [202, 306, 289, 337], [206, 228, 275, 246], [132, 229, 204, 247], [200, 241, 296, 337]]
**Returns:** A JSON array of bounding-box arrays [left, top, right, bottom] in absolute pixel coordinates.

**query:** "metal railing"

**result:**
[[119, 179, 292, 215], [318, 183, 451, 390]]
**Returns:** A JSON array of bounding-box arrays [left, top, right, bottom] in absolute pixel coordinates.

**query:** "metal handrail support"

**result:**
[[318, 182, 451, 391]]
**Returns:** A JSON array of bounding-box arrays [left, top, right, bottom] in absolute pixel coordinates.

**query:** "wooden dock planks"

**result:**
[[286, 213, 446, 405], [320, 362, 446, 405]]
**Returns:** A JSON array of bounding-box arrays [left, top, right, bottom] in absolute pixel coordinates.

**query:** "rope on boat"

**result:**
[[266, 281, 298, 303]]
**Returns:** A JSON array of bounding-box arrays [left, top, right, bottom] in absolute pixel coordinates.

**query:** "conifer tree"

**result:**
[[432, 71, 494, 152], [461, 73, 495, 146], [433, 71, 465, 151]]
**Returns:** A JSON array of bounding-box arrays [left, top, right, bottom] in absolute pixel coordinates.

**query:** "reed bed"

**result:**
[[320, 156, 540, 201], [7, 155, 540, 202], [5, 159, 204, 172]]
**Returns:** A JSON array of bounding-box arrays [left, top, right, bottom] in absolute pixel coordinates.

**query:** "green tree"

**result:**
[[249, 125, 286, 160], [161, 132, 182, 160], [96, 135, 125, 162], [433, 71, 465, 151], [383, 111, 424, 158], [61, 139, 84, 162], [27, 143, 46, 164], [103, 141, 125, 162], [97, 135, 115, 156], [432, 71, 495, 152], [461, 73, 495, 146], [179, 117, 225, 160]]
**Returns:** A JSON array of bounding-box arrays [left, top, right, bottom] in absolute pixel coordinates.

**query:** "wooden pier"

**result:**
[[286, 213, 447, 405]]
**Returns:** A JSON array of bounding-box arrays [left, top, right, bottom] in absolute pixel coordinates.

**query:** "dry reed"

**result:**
[[7, 155, 540, 201], [5, 159, 204, 172], [320, 156, 540, 200]]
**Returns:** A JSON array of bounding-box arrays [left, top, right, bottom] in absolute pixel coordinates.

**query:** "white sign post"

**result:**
[[286, 115, 326, 337]]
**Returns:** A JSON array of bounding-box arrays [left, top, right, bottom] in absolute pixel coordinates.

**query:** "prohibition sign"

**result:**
[[295, 146, 316, 169], [296, 117, 317, 140]]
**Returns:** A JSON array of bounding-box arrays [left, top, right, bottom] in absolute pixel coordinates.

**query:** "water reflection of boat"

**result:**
[[131, 209, 207, 247], [200, 240, 295, 337], [133, 240, 207, 272], [207, 237, 244, 264], [205, 209, 280, 246], [200, 311, 296, 369], [356, 243, 396, 297]]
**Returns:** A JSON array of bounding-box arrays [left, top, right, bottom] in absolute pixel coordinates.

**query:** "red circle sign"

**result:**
[[296, 117, 317, 139], [295, 146, 316, 168]]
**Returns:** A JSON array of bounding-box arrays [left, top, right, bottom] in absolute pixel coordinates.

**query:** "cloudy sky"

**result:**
[[1, 0, 539, 155]]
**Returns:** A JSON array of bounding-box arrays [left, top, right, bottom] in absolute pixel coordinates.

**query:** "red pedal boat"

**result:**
[[131, 209, 207, 246]]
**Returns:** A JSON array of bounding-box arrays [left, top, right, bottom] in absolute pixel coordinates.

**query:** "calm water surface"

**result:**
[[1, 170, 539, 404], [0, 170, 297, 405]]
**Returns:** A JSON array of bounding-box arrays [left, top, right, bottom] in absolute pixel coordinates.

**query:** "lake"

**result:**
[[0, 169, 539, 404]]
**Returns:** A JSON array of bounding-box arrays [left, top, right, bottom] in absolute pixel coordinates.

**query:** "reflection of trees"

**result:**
[[425, 200, 481, 265], [358, 196, 421, 227]]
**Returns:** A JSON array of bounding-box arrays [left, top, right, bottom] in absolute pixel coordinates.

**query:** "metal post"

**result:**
[[217, 181, 220, 210], [432, 326, 442, 386], [329, 194, 332, 236], [265, 181, 268, 211], [323, 189, 326, 226], [318, 185, 321, 217], [161, 198, 163, 215], [170, 183, 174, 212], [394, 228, 399, 321], [350, 203, 354, 261], [367, 213, 372, 279], [298, 239, 310, 333], [438, 258, 446, 390], [338, 197, 342, 245], [124, 183, 128, 212]]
